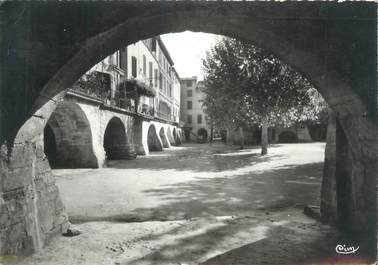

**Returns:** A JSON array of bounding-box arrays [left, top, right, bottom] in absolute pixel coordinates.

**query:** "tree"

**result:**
[[202, 40, 254, 147], [202, 38, 326, 155]]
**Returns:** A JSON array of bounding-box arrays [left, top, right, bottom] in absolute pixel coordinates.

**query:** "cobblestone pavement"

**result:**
[[6, 142, 351, 265]]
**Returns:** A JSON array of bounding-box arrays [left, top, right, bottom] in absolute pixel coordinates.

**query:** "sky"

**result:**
[[161, 31, 220, 81]]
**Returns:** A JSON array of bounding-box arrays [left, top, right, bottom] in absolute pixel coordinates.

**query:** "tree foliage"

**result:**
[[202, 38, 326, 153]]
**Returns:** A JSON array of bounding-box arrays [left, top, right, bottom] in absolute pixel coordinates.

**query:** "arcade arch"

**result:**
[[147, 124, 163, 152], [103, 117, 128, 160], [43, 102, 98, 168]]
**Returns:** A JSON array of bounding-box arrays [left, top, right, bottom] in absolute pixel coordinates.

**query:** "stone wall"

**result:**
[[320, 109, 338, 224], [0, 139, 68, 255]]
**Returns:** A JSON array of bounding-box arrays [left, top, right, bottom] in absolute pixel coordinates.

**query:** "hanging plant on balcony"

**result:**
[[74, 71, 111, 100], [117, 78, 156, 113]]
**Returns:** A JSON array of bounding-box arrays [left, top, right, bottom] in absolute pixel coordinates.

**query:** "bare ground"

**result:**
[[4, 143, 361, 265]]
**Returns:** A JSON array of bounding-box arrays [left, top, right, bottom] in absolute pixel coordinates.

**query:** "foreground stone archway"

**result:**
[[0, 1, 376, 260]]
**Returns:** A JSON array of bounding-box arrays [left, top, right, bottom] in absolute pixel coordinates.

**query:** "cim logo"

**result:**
[[335, 244, 359, 255]]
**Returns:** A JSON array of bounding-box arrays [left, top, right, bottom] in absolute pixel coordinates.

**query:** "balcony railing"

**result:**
[[141, 104, 155, 117], [70, 80, 178, 123], [70, 84, 110, 101], [157, 111, 171, 121]]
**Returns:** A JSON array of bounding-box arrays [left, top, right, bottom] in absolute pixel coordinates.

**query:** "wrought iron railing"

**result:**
[[141, 104, 155, 117], [70, 84, 110, 101], [157, 111, 171, 121]]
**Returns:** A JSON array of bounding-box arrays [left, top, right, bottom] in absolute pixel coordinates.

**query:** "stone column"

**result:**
[[320, 109, 337, 224], [335, 116, 377, 261], [133, 118, 146, 155]]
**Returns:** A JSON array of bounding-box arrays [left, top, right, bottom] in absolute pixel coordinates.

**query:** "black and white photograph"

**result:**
[[0, 1, 377, 264]]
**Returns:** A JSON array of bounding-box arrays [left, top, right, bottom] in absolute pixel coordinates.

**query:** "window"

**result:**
[[131, 56, 137, 78], [169, 84, 172, 97], [197, 114, 202, 124], [149, 62, 153, 83], [154, 69, 158, 87], [186, 80, 193, 87], [143, 55, 146, 75], [187, 90, 192, 97], [187, 115, 192, 124], [187, 101, 192, 110], [119, 49, 127, 70], [159, 72, 163, 90]]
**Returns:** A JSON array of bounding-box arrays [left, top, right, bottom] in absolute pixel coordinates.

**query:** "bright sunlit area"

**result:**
[[161, 31, 220, 80]]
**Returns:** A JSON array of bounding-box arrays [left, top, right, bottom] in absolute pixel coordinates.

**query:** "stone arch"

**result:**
[[2, 2, 376, 259], [103, 117, 135, 160], [173, 128, 181, 145], [159, 127, 169, 148], [28, 5, 376, 175], [197, 128, 208, 140], [43, 123, 57, 168], [44, 102, 98, 168], [166, 127, 175, 146], [147, 124, 162, 152]]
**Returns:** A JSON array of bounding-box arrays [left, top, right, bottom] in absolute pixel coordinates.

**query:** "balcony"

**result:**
[[157, 111, 171, 121], [141, 104, 155, 117], [70, 74, 166, 120]]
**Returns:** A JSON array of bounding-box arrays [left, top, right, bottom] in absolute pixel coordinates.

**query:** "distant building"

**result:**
[[180, 77, 210, 142]]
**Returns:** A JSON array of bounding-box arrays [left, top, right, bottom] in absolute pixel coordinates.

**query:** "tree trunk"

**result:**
[[239, 127, 244, 149], [210, 126, 214, 145], [226, 127, 232, 145], [261, 118, 268, 155]]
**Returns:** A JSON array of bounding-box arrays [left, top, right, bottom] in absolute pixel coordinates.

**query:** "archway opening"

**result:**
[[159, 127, 169, 148], [173, 128, 181, 145], [44, 102, 98, 168], [197, 128, 208, 140], [44, 123, 58, 168], [166, 127, 175, 146], [147, 124, 162, 152], [104, 117, 134, 160], [279, 131, 298, 143]]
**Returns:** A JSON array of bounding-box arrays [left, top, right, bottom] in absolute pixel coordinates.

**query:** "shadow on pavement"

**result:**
[[70, 162, 323, 224], [122, 213, 343, 265], [105, 143, 284, 173]]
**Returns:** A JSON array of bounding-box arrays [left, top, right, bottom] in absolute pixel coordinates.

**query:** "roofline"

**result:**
[[172, 67, 180, 80], [156, 36, 174, 66]]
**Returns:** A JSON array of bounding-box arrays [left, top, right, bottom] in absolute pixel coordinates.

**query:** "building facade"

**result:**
[[77, 36, 180, 125], [180, 77, 211, 142]]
